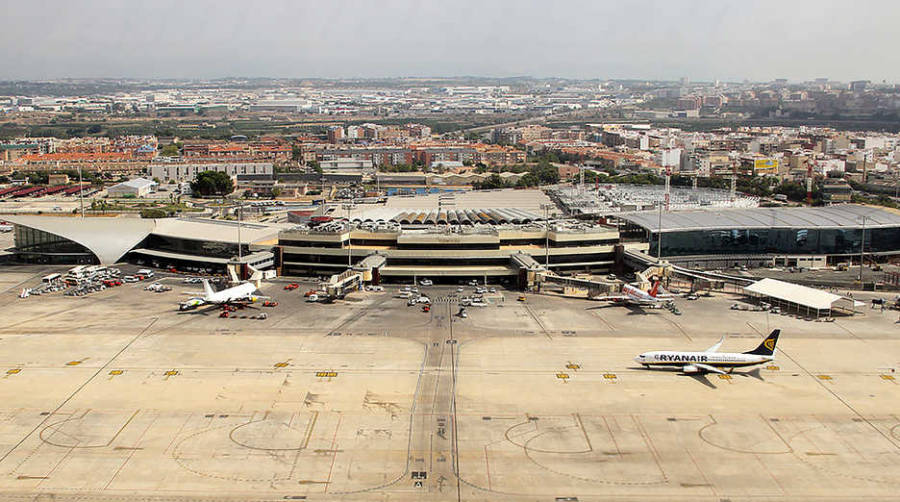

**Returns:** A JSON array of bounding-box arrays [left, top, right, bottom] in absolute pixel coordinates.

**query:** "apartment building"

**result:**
[[149, 161, 274, 182]]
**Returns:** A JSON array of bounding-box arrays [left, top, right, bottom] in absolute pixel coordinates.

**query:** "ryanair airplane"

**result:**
[[634, 330, 780, 374]]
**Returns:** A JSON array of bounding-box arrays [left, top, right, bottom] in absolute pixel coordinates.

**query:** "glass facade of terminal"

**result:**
[[649, 227, 900, 257], [13, 226, 97, 263], [142, 235, 249, 259]]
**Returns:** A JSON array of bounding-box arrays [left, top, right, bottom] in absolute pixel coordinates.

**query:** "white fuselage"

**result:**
[[207, 282, 257, 304], [635, 351, 773, 369], [621, 284, 666, 304], [180, 282, 259, 310]]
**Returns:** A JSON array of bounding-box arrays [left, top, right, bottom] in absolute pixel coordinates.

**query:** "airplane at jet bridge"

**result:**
[[179, 279, 266, 311], [635, 330, 780, 374], [593, 279, 674, 306]]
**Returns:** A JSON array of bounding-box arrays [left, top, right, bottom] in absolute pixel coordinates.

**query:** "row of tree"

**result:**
[[472, 158, 560, 189]]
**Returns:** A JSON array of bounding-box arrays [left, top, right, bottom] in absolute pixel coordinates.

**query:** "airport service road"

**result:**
[[0, 272, 899, 501]]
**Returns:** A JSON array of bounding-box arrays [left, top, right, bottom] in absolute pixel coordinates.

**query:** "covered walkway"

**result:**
[[743, 278, 861, 317]]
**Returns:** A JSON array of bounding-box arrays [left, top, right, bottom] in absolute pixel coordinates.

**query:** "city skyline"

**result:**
[[5, 0, 900, 83]]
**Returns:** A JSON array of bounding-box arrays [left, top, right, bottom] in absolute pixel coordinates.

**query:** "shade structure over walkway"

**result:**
[[743, 278, 858, 317]]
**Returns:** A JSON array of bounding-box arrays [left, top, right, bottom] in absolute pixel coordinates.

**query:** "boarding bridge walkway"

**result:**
[[624, 249, 757, 287], [509, 251, 616, 296], [537, 272, 615, 297], [323, 269, 364, 298]]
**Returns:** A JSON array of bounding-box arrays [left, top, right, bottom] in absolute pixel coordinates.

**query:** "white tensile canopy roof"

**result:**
[[4, 215, 284, 265], [4, 215, 155, 264], [743, 278, 854, 312]]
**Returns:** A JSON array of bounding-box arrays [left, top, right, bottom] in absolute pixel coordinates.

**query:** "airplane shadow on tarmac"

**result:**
[[628, 366, 764, 389], [585, 305, 652, 315]]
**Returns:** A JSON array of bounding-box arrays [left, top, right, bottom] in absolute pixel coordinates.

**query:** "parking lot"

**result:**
[[0, 265, 899, 501]]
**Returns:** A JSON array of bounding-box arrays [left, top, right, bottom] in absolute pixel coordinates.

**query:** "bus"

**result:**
[[41, 273, 62, 284]]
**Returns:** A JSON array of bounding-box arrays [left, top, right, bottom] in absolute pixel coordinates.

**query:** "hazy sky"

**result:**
[[5, 0, 900, 82]]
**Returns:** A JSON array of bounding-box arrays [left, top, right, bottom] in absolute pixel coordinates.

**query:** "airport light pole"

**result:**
[[236, 203, 242, 264], [541, 203, 554, 269], [79, 165, 85, 218], [343, 203, 355, 267], [858, 215, 867, 283], [657, 201, 663, 263]]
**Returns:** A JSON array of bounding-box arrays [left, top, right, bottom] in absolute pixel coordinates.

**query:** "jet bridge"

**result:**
[[323, 269, 364, 298], [510, 251, 616, 297]]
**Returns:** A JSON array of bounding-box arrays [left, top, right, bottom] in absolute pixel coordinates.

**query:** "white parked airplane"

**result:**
[[179, 280, 266, 311], [595, 280, 673, 306], [634, 329, 780, 374]]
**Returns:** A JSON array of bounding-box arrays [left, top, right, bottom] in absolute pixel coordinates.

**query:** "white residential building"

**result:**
[[149, 162, 273, 183]]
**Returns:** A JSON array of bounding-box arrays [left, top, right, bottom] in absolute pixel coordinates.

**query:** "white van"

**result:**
[[137, 269, 155, 278]]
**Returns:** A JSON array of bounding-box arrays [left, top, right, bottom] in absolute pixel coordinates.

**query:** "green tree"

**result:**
[[473, 174, 509, 190], [27, 172, 49, 185], [140, 208, 169, 218], [160, 144, 180, 157], [190, 171, 234, 197]]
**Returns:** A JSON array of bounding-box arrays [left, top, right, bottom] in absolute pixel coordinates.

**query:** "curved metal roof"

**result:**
[[4, 215, 155, 264], [619, 205, 900, 233]]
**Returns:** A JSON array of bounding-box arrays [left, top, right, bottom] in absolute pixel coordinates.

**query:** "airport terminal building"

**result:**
[[617, 205, 900, 268], [6, 204, 900, 282], [276, 218, 642, 281]]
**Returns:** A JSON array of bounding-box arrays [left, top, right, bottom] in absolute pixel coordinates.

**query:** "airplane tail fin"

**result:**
[[202, 279, 215, 298], [648, 280, 660, 298], [744, 329, 780, 356]]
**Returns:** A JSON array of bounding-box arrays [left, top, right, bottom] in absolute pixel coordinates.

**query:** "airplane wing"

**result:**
[[592, 295, 629, 302], [226, 295, 271, 304], [693, 363, 726, 375], [704, 335, 726, 353]]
